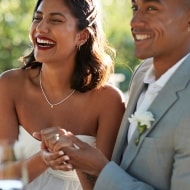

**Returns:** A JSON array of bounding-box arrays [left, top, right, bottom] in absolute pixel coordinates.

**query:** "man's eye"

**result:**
[[131, 5, 138, 12], [147, 6, 157, 11]]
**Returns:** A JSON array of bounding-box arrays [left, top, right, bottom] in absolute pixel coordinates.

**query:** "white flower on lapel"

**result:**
[[129, 111, 155, 145]]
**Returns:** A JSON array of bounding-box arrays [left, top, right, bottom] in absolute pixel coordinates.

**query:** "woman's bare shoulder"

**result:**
[[87, 84, 125, 111], [1, 68, 30, 79], [0, 69, 24, 85], [0, 68, 38, 83], [97, 84, 125, 102], [0, 68, 39, 94], [0, 69, 25, 101]]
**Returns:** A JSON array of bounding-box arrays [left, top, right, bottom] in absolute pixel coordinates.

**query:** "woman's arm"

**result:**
[[0, 71, 48, 183], [77, 86, 125, 189]]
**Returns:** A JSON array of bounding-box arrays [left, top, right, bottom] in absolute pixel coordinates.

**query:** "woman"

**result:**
[[0, 0, 125, 189]]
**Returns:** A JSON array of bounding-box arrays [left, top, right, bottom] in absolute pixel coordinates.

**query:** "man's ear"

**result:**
[[76, 29, 90, 47]]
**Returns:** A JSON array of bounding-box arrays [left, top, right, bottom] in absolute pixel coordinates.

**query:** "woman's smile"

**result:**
[[36, 36, 56, 50]]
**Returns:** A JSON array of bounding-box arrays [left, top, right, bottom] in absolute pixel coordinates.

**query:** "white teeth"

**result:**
[[37, 38, 55, 45], [135, 34, 151, 40]]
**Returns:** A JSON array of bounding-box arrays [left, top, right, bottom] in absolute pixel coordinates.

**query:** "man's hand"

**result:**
[[57, 135, 109, 176]]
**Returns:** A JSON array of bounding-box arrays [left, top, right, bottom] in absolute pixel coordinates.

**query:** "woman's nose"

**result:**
[[36, 19, 49, 33]]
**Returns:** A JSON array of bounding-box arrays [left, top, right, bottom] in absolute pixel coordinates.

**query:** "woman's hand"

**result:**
[[33, 127, 69, 152], [33, 128, 109, 176], [33, 128, 74, 170], [40, 140, 73, 171]]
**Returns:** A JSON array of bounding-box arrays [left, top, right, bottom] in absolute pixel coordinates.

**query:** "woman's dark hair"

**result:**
[[21, 0, 115, 92]]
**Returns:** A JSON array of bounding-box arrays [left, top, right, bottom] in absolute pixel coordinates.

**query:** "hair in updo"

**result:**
[[21, 0, 115, 92]]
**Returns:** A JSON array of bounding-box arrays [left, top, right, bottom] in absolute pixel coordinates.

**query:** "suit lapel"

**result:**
[[121, 55, 190, 169], [111, 84, 144, 163], [112, 59, 152, 163]]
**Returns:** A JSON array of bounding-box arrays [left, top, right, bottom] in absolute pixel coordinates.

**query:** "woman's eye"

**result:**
[[50, 19, 62, 23], [33, 16, 42, 22]]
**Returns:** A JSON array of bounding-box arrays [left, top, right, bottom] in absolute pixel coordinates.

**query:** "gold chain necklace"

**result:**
[[40, 71, 75, 108]]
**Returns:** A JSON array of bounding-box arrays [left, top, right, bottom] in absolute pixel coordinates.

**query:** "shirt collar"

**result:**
[[144, 53, 190, 88]]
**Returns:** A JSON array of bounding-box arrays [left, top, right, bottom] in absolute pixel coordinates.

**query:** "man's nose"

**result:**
[[130, 11, 147, 29]]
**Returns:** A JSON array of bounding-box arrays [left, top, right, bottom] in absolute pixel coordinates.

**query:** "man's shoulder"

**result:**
[[129, 58, 153, 87], [135, 58, 153, 73]]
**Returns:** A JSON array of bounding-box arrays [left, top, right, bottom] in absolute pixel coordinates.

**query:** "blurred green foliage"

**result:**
[[0, 0, 33, 70], [0, 0, 140, 92], [101, 0, 140, 91]]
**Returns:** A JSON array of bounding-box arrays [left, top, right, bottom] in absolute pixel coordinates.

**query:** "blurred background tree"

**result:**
[[0, 0, 140, 92], [0, 0, 33, 70], [101, 0, 140, 92]]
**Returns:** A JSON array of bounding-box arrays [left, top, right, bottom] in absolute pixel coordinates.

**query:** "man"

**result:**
[[39, 0, 190, 189]]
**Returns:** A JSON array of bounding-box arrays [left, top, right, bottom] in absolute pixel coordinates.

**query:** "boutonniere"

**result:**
[[128, 111, 155, 145]]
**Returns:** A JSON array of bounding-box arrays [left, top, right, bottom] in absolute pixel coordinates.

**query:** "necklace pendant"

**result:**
[[40, 71, 75, 108]]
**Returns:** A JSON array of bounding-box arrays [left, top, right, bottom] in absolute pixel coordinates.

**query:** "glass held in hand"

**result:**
[[0, 140, 28, 190]]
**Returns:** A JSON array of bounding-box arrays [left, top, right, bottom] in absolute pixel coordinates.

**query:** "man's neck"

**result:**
[[153, 53, 189, 79]]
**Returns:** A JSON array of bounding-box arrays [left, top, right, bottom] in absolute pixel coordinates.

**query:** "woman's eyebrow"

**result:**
[[144, 0, 161, 3], [50, 12, 66, 18], [35, 11, 66, 18]]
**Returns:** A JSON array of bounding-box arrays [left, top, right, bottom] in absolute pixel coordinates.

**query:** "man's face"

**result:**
[[130, 0, 190, 60]]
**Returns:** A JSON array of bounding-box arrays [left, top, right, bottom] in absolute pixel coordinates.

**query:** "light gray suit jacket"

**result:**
[[94, 56, 190, 190]]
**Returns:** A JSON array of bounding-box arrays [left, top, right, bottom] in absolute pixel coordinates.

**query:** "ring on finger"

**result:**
[[54, 133, 60, 142]]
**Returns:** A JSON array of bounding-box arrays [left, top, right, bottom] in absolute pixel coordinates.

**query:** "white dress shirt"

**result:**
[[128, 54, 189, 142]]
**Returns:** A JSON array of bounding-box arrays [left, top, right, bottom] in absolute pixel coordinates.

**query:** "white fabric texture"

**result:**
[[14, 126, 96, 190]]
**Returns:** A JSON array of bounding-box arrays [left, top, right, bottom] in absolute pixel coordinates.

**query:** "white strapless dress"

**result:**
[[14, 126, 96, 190]]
